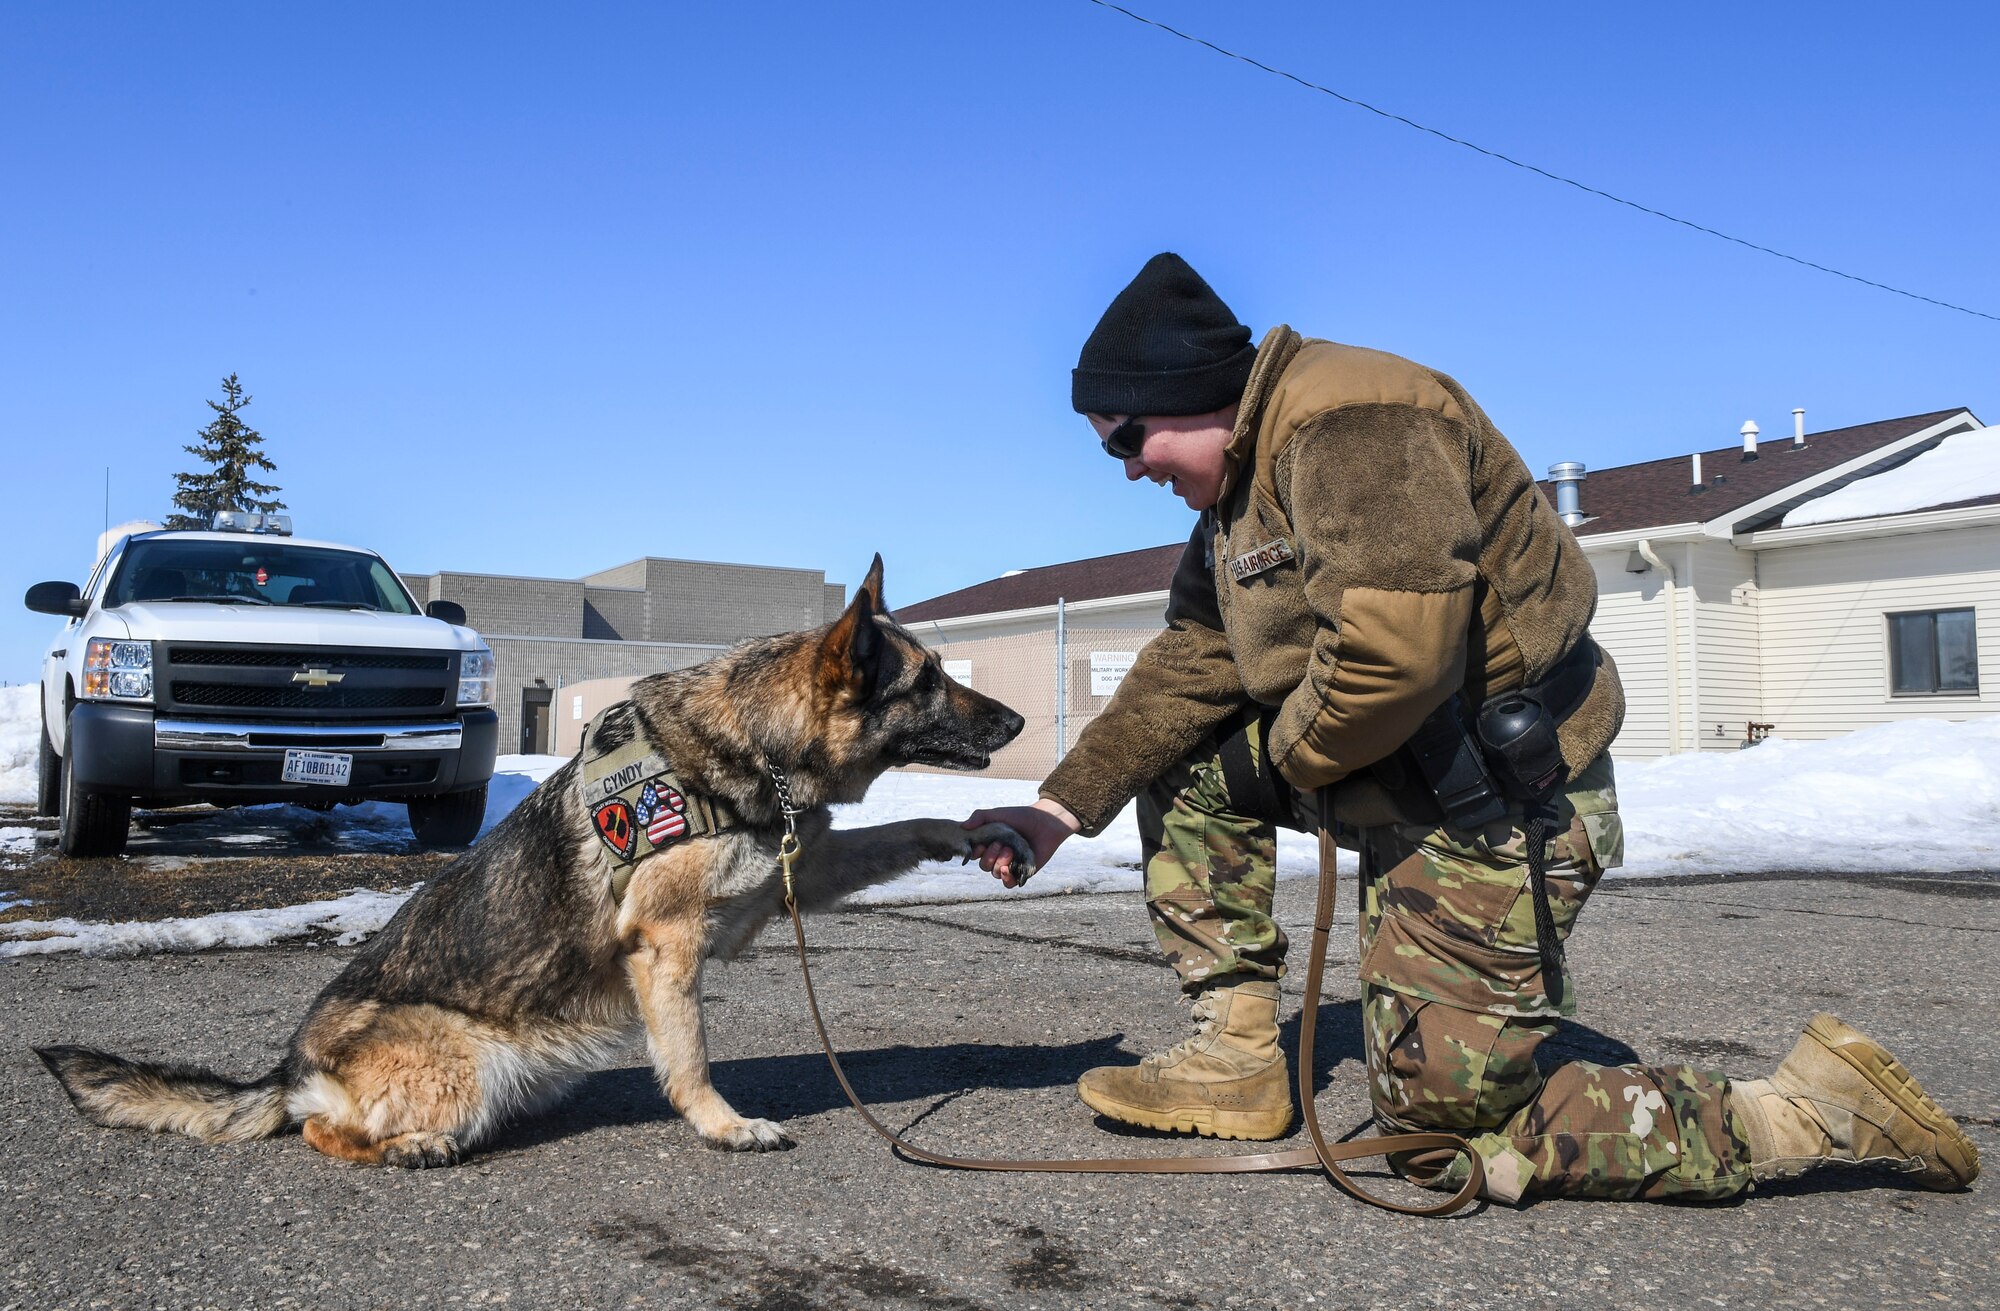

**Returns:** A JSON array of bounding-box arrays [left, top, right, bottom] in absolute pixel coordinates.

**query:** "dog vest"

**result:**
[[577, 703, 743, 901]]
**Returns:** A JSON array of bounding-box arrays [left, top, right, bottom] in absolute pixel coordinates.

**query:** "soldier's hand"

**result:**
[[962, 801, 1080, 888]]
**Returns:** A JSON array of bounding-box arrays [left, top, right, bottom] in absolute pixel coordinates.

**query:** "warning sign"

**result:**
[[1090, 651, 1136, 697]]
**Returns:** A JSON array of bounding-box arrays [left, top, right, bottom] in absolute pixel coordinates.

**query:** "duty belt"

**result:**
[[577, 703, 742, 901]]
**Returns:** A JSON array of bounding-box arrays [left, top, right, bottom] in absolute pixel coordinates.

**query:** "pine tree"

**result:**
[[165, 374, 284, 530]]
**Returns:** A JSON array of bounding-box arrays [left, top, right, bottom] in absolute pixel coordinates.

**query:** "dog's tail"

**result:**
[[35, 1045, 291, 1143]]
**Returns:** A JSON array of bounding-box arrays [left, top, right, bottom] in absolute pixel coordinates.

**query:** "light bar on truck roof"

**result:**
[[210, 511, 293, 536]]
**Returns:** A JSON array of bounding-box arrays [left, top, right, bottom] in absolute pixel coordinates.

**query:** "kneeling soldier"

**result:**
[[967, 253, 1979, 1203]]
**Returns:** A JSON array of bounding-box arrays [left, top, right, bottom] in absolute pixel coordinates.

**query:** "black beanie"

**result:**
[[1071, 252, 1256, 417]]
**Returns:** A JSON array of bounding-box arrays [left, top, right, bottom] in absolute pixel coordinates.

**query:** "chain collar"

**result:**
[[764, 760, 808, 822], [765, 759, 808, 906]]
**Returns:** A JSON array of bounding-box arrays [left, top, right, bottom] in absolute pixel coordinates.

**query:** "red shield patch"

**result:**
[[593, 800, 636, 858]]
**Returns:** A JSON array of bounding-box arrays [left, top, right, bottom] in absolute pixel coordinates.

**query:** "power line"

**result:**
[[1084, 0, 1999, 324]]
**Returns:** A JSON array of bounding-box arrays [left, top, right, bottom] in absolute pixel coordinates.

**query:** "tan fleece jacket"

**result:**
[[1041, 326, 1624, 835]]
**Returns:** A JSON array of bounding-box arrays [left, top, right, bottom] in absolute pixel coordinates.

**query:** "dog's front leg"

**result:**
[[625, 924, 793, 1152], [790, 819, 1034, 909]]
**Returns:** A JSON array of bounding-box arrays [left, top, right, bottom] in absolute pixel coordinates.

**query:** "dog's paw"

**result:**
[[962, 821, 1037, 883], [380, 1131, 464, 1170], [699, 1116, 796, 1153]]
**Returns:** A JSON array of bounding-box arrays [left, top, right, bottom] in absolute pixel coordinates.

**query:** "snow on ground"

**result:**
[[3, 714, 1998, 956], [1, 888, 412, 957], [1782, 423, 2000, 526], [1617, 717, 2000, 876]]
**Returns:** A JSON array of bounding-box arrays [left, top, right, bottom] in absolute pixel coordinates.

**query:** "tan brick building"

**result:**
[[399, 557, 845, 754]]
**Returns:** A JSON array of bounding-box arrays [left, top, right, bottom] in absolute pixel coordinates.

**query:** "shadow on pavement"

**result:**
[[491, 1034, 1138, 1155], [492, 1009, 1642, 1159]]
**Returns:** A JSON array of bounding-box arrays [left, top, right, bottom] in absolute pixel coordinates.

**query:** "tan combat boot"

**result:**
[[1077, 980, 1292, 1141], [1731, 1013, 1980, 1189]]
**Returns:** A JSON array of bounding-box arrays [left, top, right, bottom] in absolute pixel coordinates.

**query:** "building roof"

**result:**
[[896, 408, 1981, 621], [894, 543, 1182, 624], [1911, 490, 2000, 515], [1544, 408, 1974, 536], [1775, 421, 2000, 528]]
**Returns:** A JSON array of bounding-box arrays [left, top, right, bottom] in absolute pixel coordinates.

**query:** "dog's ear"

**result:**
[[818, 562, 884, 703], [857, 553, 886, 613]]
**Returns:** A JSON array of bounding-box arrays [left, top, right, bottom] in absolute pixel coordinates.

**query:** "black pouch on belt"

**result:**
[[1403, 694, 1509, 832], [1216, 705, 1297, 828]]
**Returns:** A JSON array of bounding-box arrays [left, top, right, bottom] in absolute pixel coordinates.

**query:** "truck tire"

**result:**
[[38, 720, 62, 818], [58, 724, 132, 858], [407, 784, 487, 849]]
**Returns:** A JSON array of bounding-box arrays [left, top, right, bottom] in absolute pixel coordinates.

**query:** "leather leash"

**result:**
[[776, 786, 1485, 1217]]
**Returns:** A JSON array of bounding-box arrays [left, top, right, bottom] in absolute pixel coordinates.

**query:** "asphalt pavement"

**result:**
[[4, 869, 1997, 1310]]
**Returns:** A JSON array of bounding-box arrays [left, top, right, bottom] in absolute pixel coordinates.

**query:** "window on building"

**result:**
[[1888, 609, 1979, 695]]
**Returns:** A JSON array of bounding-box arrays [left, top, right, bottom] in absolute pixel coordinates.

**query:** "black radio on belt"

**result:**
[[1476, 692, 1570, 801], [1403, 639, 1598, 828]]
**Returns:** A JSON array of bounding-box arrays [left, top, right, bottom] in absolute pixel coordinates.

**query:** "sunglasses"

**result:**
[[1100, 415, 1148, 461]]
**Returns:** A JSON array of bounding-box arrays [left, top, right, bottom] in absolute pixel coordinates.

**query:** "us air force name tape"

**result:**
[[1229, 538, 1295, 583]]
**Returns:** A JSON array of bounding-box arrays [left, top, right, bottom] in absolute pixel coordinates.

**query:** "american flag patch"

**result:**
[[634, 781, 688, 844]]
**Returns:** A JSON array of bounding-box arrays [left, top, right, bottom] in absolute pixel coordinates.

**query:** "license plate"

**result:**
[[282, 749, 354, 787]]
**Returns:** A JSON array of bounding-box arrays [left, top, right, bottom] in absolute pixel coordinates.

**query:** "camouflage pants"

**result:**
[[1139, 719, 1755, 1204], [1137, 716, 1290, 990]]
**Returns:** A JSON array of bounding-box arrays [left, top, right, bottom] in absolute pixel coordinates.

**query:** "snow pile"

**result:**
[[0, 887, 412, 958], [1783, 425, 2000, 527], [0, 684, 40, 807], [1617, 717, 2000, 876]]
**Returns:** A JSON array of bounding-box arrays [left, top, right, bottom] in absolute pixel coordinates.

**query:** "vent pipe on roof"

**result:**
[[1740, 420, 1760, 461], [1547, 461, 1587, 527], [1690, 452, 1704, 492], [1792, 408, 1806, 448]]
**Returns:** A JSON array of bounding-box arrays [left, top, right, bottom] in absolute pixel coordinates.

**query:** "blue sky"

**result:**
[[3, 2, 1995, 681]]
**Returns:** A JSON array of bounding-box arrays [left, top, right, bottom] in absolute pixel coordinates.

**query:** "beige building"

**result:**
[[400, 557, 845, 754], [894, 547, 1180, 780], [1571, 407, 1993, 754], [895, 408, 1995, 779]]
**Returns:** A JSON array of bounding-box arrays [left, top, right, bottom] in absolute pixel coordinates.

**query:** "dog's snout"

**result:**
[[999, 707, 1025, 742]]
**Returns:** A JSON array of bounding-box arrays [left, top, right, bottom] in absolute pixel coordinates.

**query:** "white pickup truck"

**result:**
[[27, 514, 498, 856]]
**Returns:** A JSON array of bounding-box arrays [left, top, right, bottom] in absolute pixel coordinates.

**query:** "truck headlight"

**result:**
[[84, 638, 154, 701], [458, 648, 495, 707]]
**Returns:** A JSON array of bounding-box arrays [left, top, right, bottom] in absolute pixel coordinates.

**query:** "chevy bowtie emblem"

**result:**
[[292, 667, 346, 688]]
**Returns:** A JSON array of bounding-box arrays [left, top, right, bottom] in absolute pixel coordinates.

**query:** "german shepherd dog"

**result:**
[[38, 557, 1034, 1167]]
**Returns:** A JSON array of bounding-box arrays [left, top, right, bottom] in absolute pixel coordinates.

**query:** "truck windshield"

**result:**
[[105, 540, 420, 615]]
